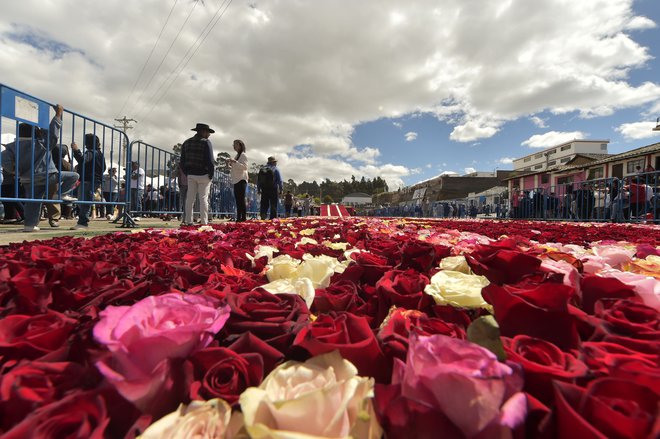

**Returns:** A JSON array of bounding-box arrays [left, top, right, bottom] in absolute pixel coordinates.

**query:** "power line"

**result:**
[[137, 0, 233, 121], [115, 0, 180, 119], [127, 0, 202, 116]]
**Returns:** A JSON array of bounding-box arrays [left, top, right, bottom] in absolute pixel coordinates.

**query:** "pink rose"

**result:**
[[376, 334, 526, 438], [93, 292, 230, 415]]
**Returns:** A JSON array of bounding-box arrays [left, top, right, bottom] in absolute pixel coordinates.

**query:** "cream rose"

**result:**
[[139, 399, 243, 439], [424, 270, 491, 309], [439, 255, 473, 274], [260, 278, 316, 308], [240, 351, 382, 439], [266, 255, 301, 282]]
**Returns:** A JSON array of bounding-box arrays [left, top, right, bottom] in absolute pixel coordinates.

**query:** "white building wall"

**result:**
[[513, 141, 609, 171]]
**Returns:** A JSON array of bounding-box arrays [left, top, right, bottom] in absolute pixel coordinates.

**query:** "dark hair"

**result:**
[[234, 139, 246, 160], [84, 133, 100, 149], [18, 123, 36, 138]]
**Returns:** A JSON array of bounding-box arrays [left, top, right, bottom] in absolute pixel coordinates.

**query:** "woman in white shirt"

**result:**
[[228, 139, 248, 221]]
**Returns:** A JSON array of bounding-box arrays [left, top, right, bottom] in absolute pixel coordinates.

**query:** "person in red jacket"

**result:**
[[627, 176, 647, 219]]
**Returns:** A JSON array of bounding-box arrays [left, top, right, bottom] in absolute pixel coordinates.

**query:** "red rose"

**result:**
[[581, 341, 660, 394], [0, 361, 87, 431], [0, 310, 77, 362], [374, 269, 433, 324], [226, 331, 285, 375], [399, 240, 450, 272], [188, 347, 263, 404], [1, 390, 110, 439], [341, 252, 393, 286], [580, 275, 635, 315], [221, 290, 310, 353], [595, 298, 659, 340], [292, 311, 388, 382], [7, 267, 52, 312], [482, 282, 580, 350], [378, 308, 465, 364], [503, 335, 588, 404], [312, 280, 366, 314], [466, 245, 541, 284], [553, 378, 659, 439]]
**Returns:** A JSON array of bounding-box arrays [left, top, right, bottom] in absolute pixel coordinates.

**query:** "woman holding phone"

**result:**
[[228, 139, 248, 222]]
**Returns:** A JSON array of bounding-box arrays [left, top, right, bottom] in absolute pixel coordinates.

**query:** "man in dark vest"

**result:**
[[257, 156, 283, 220], [180, 123, 215, 225]]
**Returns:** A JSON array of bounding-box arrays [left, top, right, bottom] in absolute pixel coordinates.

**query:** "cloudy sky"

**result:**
[[1, 0, 660, 188]]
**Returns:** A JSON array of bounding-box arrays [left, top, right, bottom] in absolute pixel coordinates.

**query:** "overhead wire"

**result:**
[[115, 0, 180, 118], [127, 0, 203, 116], [136, 0, 233, 122]]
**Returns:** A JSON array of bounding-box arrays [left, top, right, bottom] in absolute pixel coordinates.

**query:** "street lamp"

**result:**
[[653, 117, 660, 132]]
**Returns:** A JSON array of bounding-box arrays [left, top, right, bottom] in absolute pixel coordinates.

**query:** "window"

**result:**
[[588, 167, 604, 179], [534, 164, 543, 169], [560, 157, 571, 163], [561, 145, 571, 151], [557, 176, 572, 185], [600, 144, 607, 150], [547, 160, 556, 166], [534, 153, 543, 159], [541, 174, 550, 184], [524, 157, 531, 162], [548, 149, 556, 155], [626, 159, 644, 174]]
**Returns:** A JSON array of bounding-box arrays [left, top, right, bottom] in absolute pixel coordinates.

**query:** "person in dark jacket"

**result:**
[[180, 123, 215, 225], [71, 133, 105, 229]]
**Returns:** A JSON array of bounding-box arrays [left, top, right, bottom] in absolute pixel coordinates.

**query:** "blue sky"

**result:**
[[1, 0, 660, 189], [352, 0, 660, 186]]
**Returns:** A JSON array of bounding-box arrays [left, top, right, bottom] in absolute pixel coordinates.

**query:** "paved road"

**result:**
[[0, 216, 194, 246]]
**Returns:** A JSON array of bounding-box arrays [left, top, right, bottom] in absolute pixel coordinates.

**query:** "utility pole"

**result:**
[[114, 116, 137, 159]]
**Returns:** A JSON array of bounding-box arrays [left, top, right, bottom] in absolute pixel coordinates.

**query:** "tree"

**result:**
[[322, 195, 334, 204], [216, 152, 231, 174]]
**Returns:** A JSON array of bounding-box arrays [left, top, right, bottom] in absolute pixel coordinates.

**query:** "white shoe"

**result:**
[[23, 226, 40, 232], [70, 224, 89, 230], [62, 195, 78, 202]]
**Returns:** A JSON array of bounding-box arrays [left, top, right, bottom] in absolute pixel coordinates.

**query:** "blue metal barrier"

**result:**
[[1, 84, 129, 228], [124, 140, 261, 222]]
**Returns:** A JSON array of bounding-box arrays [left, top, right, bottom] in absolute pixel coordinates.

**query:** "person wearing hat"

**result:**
[[180, 123, 216, 225], [257, 156, 283, 220]]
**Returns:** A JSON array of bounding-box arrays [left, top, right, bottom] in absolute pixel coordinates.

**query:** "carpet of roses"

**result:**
[[0, 217, 658, 438]]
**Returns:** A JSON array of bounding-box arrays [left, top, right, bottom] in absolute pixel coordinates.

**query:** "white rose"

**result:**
[[139, 399, 243, 439], [439, 255, 473, 274], [260, 278, 316, 308], [424, 270, 491, 309], [240, 351, 382, 439], [247, 245, 280, 267], [295, 237, 319, 247], [266, 255, 301, 282]]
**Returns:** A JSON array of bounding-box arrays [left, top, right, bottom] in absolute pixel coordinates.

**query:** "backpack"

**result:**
[[258, 166, 275, 190]]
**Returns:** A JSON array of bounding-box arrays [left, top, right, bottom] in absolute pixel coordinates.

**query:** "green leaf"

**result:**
[[467, 315, 507, 361]]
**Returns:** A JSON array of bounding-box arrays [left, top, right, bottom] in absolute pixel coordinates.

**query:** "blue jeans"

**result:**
[[23, 172, 79, 227]]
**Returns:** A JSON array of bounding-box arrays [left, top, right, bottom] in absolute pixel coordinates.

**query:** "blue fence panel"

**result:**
[[1, 84, 129, 227]]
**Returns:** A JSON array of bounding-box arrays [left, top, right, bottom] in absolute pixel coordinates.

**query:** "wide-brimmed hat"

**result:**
[[191, 123, 215, 133], [267, 156, 277, 164]]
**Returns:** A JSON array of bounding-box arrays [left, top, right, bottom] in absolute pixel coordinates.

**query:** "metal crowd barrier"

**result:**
[[368, 172, 659, 224], [1, 84, 129, 226], [509, 172, 659, 223]]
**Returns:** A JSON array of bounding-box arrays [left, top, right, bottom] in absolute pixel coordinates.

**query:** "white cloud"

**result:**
[[616, 121, 660, 140], [497, 157, 514, 164], [529, 116, 547, 128], [522, 131, 586, 148], [392, 122, 402, 128], [464, 167, 477, 174], [405, 131, 418, 141], [0, 0, 658, 181]]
